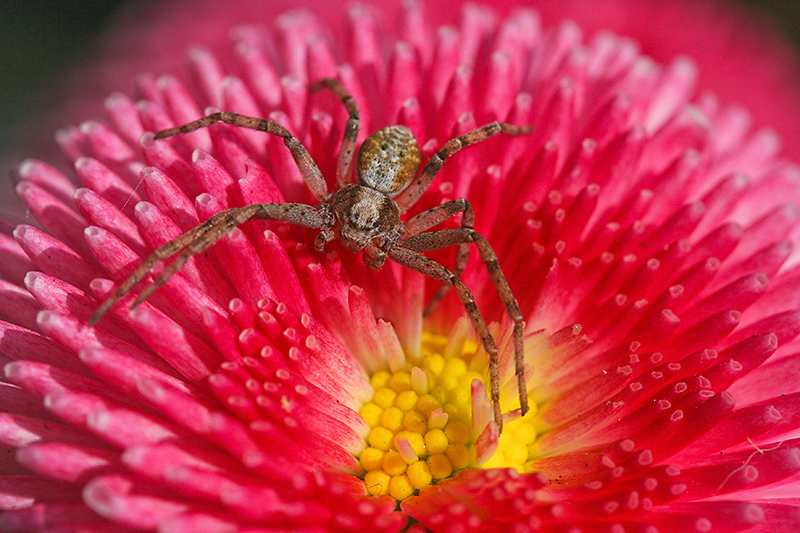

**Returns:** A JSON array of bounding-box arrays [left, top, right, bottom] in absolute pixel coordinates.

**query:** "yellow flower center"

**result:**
[[357, 329, 538, 501]]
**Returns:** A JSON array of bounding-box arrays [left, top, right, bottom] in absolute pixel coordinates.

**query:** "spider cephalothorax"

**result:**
[[91, 78, 531, 431], [332, 183, 401, 252]]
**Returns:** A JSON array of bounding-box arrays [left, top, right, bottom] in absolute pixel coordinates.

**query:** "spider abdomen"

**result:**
[[357, 125, 421, 197]]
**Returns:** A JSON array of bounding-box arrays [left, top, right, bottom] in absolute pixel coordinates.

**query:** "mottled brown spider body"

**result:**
[[357, 125, 421, 197], [91, 78, 531, 431], [332, 183, 402, 252]]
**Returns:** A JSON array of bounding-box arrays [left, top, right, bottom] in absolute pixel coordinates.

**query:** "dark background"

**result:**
[[1, 0, 799, 198], [2, 1, 127, 155]]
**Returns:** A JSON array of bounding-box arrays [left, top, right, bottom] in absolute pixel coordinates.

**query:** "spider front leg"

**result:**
[[310, 78, 360, 187], [405, 198, 475, 317], [395, 122, 532, 213], [89, 202, 328, 324], [401, 227, 528, 419], [386, 246, 506, 432], [154, 111, 330, 202]]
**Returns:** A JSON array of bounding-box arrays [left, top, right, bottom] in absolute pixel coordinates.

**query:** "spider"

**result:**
[[90, 78, 530, 431]]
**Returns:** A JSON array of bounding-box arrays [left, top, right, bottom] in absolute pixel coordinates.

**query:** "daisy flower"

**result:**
[[4, 1, 800, 531]]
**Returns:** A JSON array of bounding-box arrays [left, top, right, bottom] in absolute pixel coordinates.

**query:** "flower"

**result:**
[[534, 0, 800, 161], [4, 1, 800, 532]]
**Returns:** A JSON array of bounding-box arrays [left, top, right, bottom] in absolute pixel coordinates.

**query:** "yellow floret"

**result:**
[[422, 354, 445, 376], [503, 440, 529, 466], [427, 409, 448, 430], [513, 422, 537, 445], [449, 380, 472, 407], [424, 429, 448, 454], [442, 359, 467, 390], [416, 394, 442, 417], [364, 470, 390, 495], [446, 443, 471, 469], [481, 452, 506, 469], [396, 437, 419, 464], [443, 357, 467, 376], [357, 331, 540, 503], [380, 407, 404, 432], [458, 370, 483, 388], [359, 447, 384, 471], [427, 453, 453, 479], [370, 370, 391, 390], [395, 430, 425, 457], [395, 390, 419, 411], [373, 387, 397, 409], [382, 450, 407, 476], [421, 330, 447, 352], [402, 410, 427, 434], [359, 402, 383, 428], [367, 426, 394, 451], [444, 420, 471, 444], [442, 402, 465, 424], [388, 371, 412, 392], [440, 373, 459, 392], [389, 475, 415, 500], [429, 386, 448, 405], [407, 460, 433, 489]]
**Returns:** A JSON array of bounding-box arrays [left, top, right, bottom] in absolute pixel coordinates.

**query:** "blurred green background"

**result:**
[[2, 1, 126, 157]]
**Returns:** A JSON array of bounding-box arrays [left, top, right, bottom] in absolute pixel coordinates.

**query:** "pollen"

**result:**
[[356, 328, 540, 501]]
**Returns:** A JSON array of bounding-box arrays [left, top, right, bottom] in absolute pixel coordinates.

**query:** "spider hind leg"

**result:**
[[399, 227, 529, 427], [387, 245, 517, 432]]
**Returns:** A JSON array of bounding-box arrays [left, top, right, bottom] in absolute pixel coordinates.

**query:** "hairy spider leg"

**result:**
[[395, 122, 532, 213], [404, 198, 475, 317], [386, 245, 507, 431], [154, 112, 330, 201], [91, 100, 349, 324], [394, 121, 531, 353], [89, 203, 327, 325], [400, 227, 528, 421], [310, 78, 360, 187]]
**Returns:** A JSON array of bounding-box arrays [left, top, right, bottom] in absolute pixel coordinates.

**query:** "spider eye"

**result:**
[[357, 125, 421, 197]]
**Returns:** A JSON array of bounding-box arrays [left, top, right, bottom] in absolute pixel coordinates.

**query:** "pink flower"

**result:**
[[4, 1, 800, 531]]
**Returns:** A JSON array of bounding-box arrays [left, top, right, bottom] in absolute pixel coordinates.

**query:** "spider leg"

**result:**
[[154, 112, 329, 201], [395, 122, 532, 212], [310, 78, 360, 187], [405, 199, 474, 316], [402, 228, 528, 418], [89, 202, 328, 325], [387, 245, 505, 432]]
